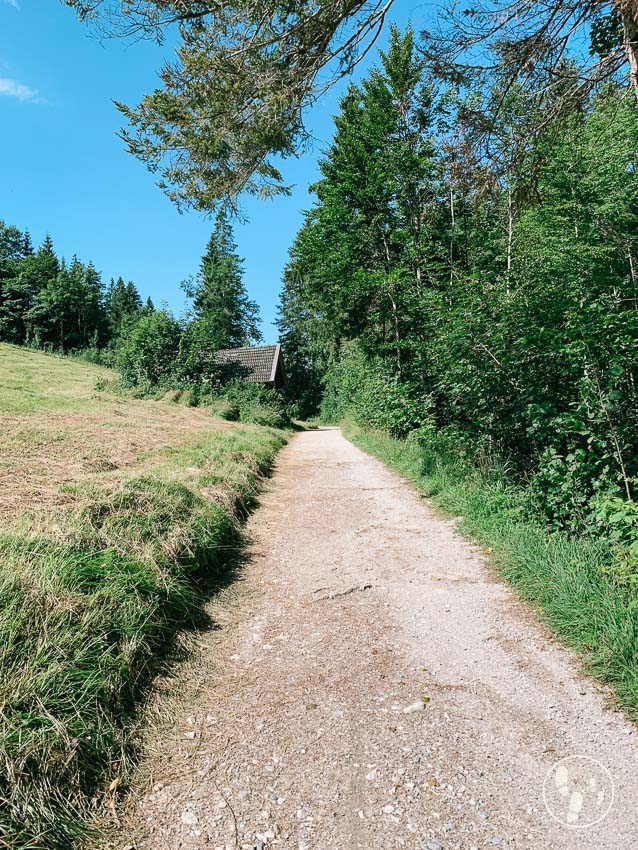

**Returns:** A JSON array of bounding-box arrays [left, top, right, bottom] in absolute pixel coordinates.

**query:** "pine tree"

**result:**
[[185, 209, 262, 348], [22, 236, 61, 344], [80, 261, 105, 347], [0, 222, 40, 343], [22, 231, 34, 257], [105, 276, 144, 341], [125, 280, 142, 312]]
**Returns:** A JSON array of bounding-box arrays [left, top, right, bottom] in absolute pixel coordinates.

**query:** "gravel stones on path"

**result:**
[[113, 428, 638, 850]]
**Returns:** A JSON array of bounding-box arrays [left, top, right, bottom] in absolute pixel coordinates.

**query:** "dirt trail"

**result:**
[[117, 427, 638, 850]]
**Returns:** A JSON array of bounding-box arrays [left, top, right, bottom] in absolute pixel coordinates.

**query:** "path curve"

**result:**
[[121, 427, 638, 850]]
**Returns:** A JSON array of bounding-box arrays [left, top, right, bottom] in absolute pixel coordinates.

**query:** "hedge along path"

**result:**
[[115, 427, 638, 850]]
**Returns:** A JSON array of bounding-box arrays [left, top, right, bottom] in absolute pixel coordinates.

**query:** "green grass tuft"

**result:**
[[0, 424, 287, 849]]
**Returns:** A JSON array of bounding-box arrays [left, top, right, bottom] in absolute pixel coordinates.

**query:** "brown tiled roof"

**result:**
[[214, 345, 281, 383]]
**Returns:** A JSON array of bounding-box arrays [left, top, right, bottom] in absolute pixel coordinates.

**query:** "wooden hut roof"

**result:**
[[214, 344, 286, 385]]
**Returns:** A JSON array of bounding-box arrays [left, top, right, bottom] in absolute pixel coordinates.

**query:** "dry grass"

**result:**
[[0, 344, 235, 522], [0, 344, 289, 849]]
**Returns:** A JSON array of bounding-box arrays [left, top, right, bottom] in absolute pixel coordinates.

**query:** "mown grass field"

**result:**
[[344, 422, 638, 719], [0, 344, 288, 849]]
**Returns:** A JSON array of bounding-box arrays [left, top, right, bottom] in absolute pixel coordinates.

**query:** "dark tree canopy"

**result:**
[[0, 221, 144, 350], [279, 25, 638, 519]]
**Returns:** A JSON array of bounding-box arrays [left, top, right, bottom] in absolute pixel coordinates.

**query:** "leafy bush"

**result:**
[[117, 310, 181, 389], [174, 316, 224, 391], [592, 496, 638, 588], [219, 380, 291, 428], [71, 347, 118, 368], [321, 342, 432, 439]]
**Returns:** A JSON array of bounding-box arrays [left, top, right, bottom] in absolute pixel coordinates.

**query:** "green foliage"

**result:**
[[593, 497, 638, 587], [219, 380, 291, 428], [183, 209, 262, 350], [117, 309, 181, 390], [66, 0, 395, 209], [115, 212, 266, 397], [105, 275, 145, 342], [321, 342, 432, 439], [72, 346, 118, 368], [0, 424, 287, 849], [276, 268, 325, 418], [0, 223, 145, 354], [174, 316, 223, 389], [66, 1, 638, 208], [281, 29, 638, 533]]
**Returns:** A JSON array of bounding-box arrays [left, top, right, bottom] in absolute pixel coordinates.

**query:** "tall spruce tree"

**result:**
[[280, 27, 445, 383], [185, 209, 262, 349], [105, 276, 144, 341]]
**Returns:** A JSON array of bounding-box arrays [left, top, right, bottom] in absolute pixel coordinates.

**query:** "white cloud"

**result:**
[[0, 77, 37, 101], [1, 0, 20, 9]]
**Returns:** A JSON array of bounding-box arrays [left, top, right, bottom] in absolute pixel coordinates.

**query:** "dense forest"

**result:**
[[278, 26, 638, 536], [0, 210, 262, 390], [0, 223, 153, 353]]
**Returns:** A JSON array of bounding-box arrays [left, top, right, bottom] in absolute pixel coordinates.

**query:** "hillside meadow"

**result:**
[[0, 344, 288, 849]]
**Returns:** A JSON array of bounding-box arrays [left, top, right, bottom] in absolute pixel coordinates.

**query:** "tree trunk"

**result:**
[[506, 181, 513, 295], [617, 1, 638, 100], [449, 180, 455, 284]]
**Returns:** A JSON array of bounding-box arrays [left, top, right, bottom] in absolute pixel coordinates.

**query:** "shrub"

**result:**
[[117, 311, 181, 390], [321, 342, 432, 439], [72, 347, 117, 368], [220, 380, 291, 428], [592, 495, 638, 587], [174, 317, 224, 392]]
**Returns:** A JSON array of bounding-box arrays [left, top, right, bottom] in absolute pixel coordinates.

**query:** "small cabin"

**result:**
[[214, 344, 287, 389]]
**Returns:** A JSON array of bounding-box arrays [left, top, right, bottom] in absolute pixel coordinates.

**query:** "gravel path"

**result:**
[[118, 427, 638, 850]]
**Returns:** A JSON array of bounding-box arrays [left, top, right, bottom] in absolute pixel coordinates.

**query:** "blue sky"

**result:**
[[0, 0, 435, 341]]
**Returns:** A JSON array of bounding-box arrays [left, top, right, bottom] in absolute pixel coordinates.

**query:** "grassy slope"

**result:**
[[0, 343, 114, 413], [344, 422, 638, 718], [0, 345, 288, 849]]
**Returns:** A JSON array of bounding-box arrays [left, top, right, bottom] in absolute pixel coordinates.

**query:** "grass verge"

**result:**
[[0, 419, 287, 849], [343, 421, 638, 717]]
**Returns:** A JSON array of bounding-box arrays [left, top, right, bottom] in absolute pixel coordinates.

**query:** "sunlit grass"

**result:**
[[0, 344, 288, 848], [0, 343, 115, 414]]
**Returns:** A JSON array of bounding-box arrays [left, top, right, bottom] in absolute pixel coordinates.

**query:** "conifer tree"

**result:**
[[105, 275, 144, 341], [184, 209, 262, 349]]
